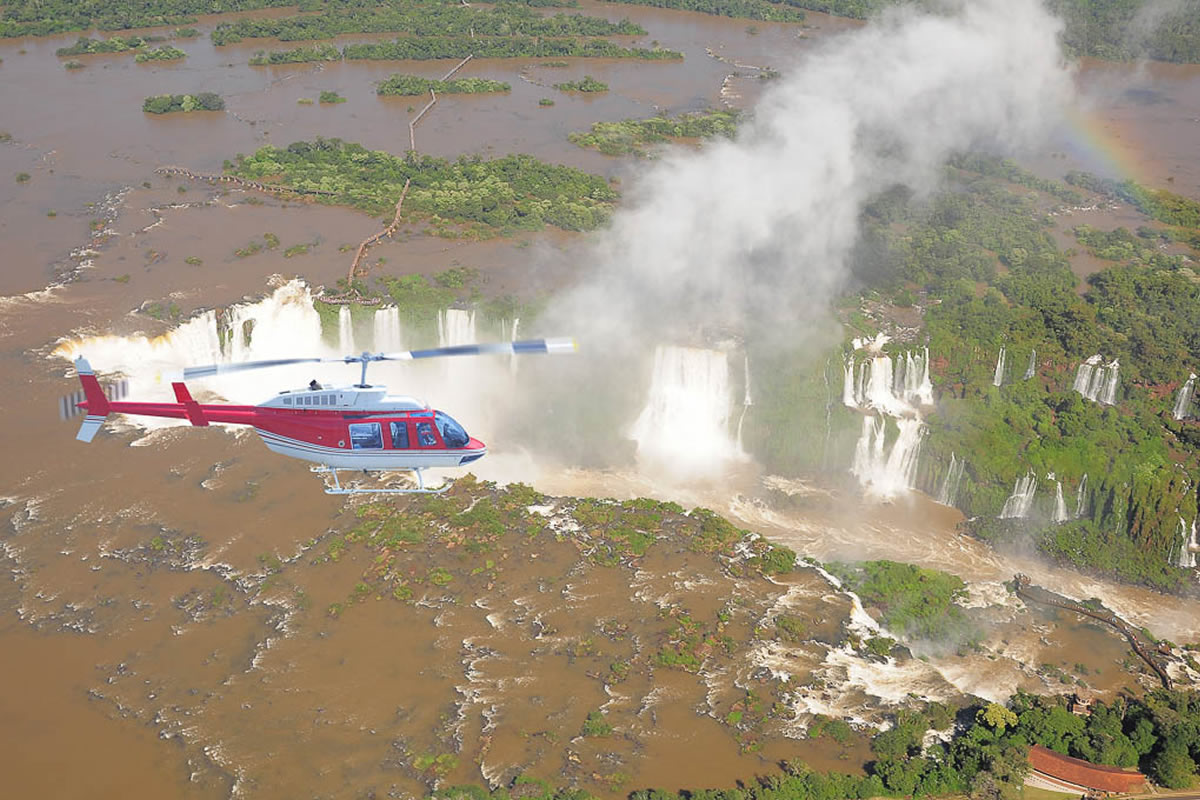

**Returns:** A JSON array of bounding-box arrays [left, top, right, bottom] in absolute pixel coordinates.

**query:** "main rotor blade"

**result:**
[[381, 337, 577, 362], [183, 357, 341, 380]]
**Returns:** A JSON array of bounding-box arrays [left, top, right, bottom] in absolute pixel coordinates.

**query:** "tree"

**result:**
[[1150, 740, 1196, 788], [978, 703, 1018, 733]]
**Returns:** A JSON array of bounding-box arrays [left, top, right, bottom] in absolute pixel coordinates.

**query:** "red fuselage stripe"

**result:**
[[88, 401, 483, 451]]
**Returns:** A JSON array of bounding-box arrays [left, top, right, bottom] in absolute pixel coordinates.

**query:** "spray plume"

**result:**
[[529, 0, 1073, 479], [549, 0, 1072, 341]]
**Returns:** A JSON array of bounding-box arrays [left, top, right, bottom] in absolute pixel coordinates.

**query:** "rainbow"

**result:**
[[1060, 105, 1151, 188]]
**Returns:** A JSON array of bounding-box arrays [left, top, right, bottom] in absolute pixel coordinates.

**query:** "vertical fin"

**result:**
[[74, 356, 110, 443]]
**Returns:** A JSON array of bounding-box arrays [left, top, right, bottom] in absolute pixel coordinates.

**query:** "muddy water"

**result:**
[[4, 4, 1200, 799]]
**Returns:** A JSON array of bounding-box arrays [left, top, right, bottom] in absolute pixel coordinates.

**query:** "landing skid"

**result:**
[[313, 466, 452, 495]]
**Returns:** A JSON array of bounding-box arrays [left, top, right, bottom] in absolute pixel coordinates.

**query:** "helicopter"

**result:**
[[67, 338, 576, 494]]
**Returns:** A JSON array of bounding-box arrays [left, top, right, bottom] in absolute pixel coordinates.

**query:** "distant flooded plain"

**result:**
[[3, 4, 1200, 799]]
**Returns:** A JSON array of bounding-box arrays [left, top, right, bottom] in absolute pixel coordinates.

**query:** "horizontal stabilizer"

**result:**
[[76, 415, 106, 443]]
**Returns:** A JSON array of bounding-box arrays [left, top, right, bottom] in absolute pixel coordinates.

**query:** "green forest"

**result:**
[[6, 0, 1198, 64], [249, 38, 681, 65], [820, 158, 1200, 593], [209, 2, 644, 45]]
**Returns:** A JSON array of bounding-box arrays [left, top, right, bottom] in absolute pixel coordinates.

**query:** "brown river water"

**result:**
[[2, 5, 1200, 798]]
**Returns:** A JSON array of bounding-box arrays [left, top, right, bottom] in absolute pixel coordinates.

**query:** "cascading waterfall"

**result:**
[[842, 355, 857, 408], [851, 416, 925, 498], [373, 306, 402, 352], [736, 354, 752, 452], [506, 317, 520, 376], [1052, 481, 1069, 523], [1174, 374, 1197, 420], [1074, 474, 1089, 519], [999, 471, 1037, 519], [843, 340, 933, 499], [630, 346, 744, 478], [337, 306, 355, 354], [936, 453, 965, 507], [1023, 349, 1036, 381], [1179, 517, 1199, 569], [844, 348, 933, 413], [1073, 355, 1120, 405], [992, 347, 1006, 387], [54, 280, 330, 412], [438, 308, 477, 347]]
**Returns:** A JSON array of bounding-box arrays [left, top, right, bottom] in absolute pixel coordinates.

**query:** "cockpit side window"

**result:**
[[416, 421, 438, 447], [434, 411, 470, 448], [389, 421, 409, 449]]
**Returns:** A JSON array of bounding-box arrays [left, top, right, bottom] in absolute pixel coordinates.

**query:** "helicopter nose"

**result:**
[[459, 437, 487, 465]]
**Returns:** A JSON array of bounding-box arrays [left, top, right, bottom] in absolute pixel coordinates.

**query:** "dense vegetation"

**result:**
[[249, 37, 681, 64], [6, 0, 1200, 63], [600, 0, 1200, 63], [142, 92, 224, 113], [827, 560, 976, 642], [229, 137, 617, 234], [376, 75, 510, 96], [838, 158, 1200, 592], [598, 0, 806, 23], [569, 109, 740, 156], [210, 2, 644, 45]]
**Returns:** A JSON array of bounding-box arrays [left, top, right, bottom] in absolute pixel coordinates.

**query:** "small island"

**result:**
[[135, 45, 186, 63], [142, 92, 224, 114], [376, 75, 511, 96], [553, 75, 609, 93]]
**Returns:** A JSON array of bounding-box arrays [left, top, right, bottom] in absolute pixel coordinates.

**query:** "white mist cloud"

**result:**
[[551, 0, 1074, 340]]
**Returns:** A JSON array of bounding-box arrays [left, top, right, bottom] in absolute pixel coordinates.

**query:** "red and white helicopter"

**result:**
[[67, 338, 576, 494]]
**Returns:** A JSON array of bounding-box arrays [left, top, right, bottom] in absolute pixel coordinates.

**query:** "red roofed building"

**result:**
[[1027, 745, 1147, 795]]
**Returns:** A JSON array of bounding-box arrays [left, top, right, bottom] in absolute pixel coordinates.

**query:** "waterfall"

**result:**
[[999, 471, 1037, 519], [1074, 474, 1089, 519], [1073, 355, 1119, 405], [1174, 374, 1197, 420], [54, 279, 331, 412], [842, 342, 934, 500], [936, 453, 965, 507], [851, 416, 925, 499], [842, 355, 857, 408], [1023, 349, 1036, 380], [505, 317, 521, 376], [337, 306, 355, 354], [373, 306, 402, 352], [736, 354, 752, 451], [1179, 517, 1199, 569], [630, 346, 743, 478], [992, 347, 1006, 387], [1052, 481, 1069, 523], [843, 349, 932, 415], [1100, 359, 1120, 405], [438, 308, 476, 347]]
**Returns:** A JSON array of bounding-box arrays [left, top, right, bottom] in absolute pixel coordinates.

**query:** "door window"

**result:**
[[348, 422, 382, 449], [389, 421, 409, 449]]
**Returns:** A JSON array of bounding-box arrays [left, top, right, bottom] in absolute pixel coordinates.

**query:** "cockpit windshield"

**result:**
[[434, 411, 470, 449]]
